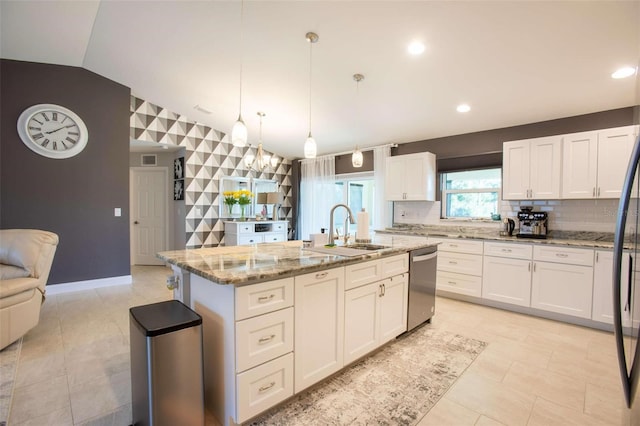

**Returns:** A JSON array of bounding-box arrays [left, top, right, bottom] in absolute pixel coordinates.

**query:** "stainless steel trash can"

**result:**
[[130, 300, 204, 426]]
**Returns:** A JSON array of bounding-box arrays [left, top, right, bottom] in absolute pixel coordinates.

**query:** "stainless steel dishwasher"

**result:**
[[407, 246, 438, 331]]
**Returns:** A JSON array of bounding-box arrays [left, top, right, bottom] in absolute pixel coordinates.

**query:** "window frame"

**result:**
[[440, 168, 502, 219]]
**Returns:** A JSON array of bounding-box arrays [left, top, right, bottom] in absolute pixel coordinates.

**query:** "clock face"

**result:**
[[17, 104, 88, 159]]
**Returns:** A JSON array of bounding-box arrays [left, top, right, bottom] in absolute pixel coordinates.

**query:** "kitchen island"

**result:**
[[157, 237, 435, 426]]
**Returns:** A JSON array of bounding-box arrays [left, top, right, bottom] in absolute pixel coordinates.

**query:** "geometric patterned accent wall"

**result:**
[[130, 95, 293, 248]]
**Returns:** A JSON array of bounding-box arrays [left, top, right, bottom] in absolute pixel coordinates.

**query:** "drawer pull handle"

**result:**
[[449, 261, 458, 265], [258, 334, 276, 344], [258, 294, 275, 303], [449, 244, 458, 248], [258, 381, 276, 392], [448, 281, 457, 285], [315, 271, 328, 279], [555, 253, 569, 258], [501, 248, 512, 253]]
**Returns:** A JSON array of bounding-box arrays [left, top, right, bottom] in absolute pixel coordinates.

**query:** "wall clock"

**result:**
[[17, 104, 89, 159]]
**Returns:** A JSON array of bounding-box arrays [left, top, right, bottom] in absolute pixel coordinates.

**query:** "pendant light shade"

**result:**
[[304, 32, 319, 159], [352, 146, 363, 168], [232, 115, 247, 147], [304, 133, 317, 158]]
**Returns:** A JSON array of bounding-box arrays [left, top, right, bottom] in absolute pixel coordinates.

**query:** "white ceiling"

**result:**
[[1, 1, 638, 159]]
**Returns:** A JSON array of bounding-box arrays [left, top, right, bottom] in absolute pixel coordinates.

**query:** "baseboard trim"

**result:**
[[46, 275, 133, 295]]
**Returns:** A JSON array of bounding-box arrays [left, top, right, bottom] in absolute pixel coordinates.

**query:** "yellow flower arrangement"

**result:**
[[223, 189, 253, 218]]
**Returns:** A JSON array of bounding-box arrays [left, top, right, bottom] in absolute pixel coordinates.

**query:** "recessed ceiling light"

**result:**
[[407, 41, 425, 56], [456, 104, 471, 113], [611, 66, 637, 79]]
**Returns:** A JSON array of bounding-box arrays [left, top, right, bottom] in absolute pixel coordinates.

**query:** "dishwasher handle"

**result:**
[[412, 252, 437, 262]]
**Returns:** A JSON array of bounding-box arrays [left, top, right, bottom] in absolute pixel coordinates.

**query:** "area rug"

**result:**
[[251, 327, 486, 425], [0, 338, 22, 426]]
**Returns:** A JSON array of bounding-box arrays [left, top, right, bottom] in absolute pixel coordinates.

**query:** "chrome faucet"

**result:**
[[328, 204, 356, 246]]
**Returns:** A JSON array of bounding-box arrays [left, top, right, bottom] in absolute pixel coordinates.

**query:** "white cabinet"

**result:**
[[294, 267, 345, 393], [531, 246, 594, 319], [592, 250, 634, 326], [436, 238, 483, 297], [385, 152, 436, 201], [344, 256, 409, 365], [562, 125, 637, 199], [502, 136, 562, 200], [482, 242, 532, 307], [344, 273, 408, 365], [224, 220, 288, 246]]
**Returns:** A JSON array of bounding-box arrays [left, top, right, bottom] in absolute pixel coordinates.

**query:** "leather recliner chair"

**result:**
[[0, 229, 59, 350]]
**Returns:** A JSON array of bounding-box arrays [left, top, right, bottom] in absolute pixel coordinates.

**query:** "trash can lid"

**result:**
[[130, 300, 202, 337]]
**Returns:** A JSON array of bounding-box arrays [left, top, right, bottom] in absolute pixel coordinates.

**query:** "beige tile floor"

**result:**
[[6, 265, 634, 425]]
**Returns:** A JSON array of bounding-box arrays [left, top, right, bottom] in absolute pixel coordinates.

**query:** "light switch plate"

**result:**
[[114, 208, 121, 217]]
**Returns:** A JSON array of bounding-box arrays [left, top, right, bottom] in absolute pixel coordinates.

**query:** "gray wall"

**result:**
[[1, 59, 131, 284]]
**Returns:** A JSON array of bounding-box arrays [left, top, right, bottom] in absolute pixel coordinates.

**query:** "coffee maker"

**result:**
[[516, 207, 548, 239]]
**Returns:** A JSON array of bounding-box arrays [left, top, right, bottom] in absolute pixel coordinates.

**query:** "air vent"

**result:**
[[141, 154, 157, 166]]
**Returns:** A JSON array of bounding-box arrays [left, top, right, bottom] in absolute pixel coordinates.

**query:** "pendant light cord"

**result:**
[[238, 0, 244, 115], [308, 37, 313, 134]]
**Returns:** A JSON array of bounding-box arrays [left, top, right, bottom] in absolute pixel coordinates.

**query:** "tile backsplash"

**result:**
[[393, 199, 635, 233]]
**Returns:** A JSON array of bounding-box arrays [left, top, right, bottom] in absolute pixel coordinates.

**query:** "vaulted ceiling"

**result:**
[[1, 1, 638, 159]]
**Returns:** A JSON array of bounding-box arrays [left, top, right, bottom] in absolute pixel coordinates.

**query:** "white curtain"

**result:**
[[299, 155, 336, 240], [374, 146, 392, 230]]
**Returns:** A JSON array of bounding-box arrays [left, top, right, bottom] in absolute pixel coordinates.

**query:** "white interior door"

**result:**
[[131, 168, 168, 265]]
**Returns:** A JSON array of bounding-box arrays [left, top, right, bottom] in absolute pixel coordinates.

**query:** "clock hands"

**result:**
[[45, 124, 76, 135]]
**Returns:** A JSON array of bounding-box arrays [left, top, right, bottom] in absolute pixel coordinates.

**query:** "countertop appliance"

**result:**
[[500, 218, 515, 236], [613, 131, 640, 423], [407, 246, 437, 331], [516, 207, 548, 239]]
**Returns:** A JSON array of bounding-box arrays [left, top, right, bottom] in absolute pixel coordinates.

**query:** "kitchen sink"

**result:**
[[304, 243, 390, 257], [344, 243, 390, 250]]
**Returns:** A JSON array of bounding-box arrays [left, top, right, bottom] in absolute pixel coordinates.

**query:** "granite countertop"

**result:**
[[376, 225, 627, 249], [157, 236, 435, 285]]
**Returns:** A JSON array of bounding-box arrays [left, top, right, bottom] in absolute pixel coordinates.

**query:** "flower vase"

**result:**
[[227, 204, 234, 217], [240, 205, 246, 221]]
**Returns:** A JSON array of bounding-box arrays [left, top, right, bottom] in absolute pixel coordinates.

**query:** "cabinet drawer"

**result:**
[[484, 242, 532, 260], [236, 352, 294, 423], [345, 259, 381, 290], [381, 253, 409, 278], [438, 239, 483, 255], [272, 222, 287, 232], [437, 252, 483, 276], [263, 233, 286, 243], [236, 277, 294, 320], [533, 245, 594, 266], [239, 234, 264, 245], [437, 271, 482, 297], [238, 223, 255, 233], [236, 307, 294, 373]]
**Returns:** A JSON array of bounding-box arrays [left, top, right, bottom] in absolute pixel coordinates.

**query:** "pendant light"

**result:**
[[352, 73, 364, 168], [245, 112, 278, 171], [304, 32, 319, 158], [231, 0, 248, 147]]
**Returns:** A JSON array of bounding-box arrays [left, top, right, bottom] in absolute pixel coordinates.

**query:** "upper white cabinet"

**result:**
[[502, 136, 562, 200], [562, 125, 638, 199], [385, 152, 436, 201]]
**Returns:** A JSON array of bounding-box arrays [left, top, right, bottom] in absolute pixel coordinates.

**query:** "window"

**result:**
[[441, 168, 501, 219], [332, 174, 375, 236]]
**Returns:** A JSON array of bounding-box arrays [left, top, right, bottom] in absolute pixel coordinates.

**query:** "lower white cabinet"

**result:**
[[483, 256, 532, 307], [592, 250, 635, 326], [236, 353, 294, 423], [224, 220, 288, 246], [344, 273, 408, 365], [531, 261, 593, 319], [294, 267, 345, 393], [436, 238, 483, 297]]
